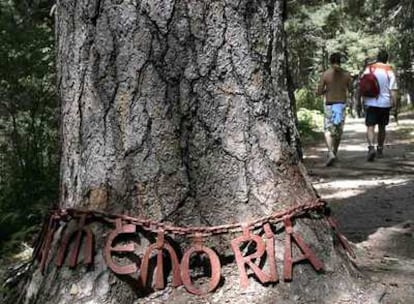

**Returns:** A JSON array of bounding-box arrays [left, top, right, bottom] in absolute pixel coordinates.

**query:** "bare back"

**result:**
[[318, 67, 351, 104]]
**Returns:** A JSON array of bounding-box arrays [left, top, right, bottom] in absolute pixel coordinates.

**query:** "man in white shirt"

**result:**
[[362, 50, 398, 161]]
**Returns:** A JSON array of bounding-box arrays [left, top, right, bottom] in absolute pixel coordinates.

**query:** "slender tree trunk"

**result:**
[[23, 0, 360, 303]]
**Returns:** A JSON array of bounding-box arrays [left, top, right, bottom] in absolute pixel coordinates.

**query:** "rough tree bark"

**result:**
[[23, 0, 360, 303]]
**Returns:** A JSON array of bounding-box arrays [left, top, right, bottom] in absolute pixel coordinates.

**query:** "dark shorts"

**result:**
[[365, 106, 391, 126]]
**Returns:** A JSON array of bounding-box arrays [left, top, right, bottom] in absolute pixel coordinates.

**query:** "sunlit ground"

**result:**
[[313, 178, 410, 200], [303, 111, 414, 240], [303, 112, 414, 303]]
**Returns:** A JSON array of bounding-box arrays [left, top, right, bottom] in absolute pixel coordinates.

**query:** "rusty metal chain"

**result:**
[[34, 198, 356, 294], [49, 199, 327, 238]]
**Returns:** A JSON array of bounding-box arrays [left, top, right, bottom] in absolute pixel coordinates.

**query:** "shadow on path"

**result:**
[[303, 112, 414, 243]]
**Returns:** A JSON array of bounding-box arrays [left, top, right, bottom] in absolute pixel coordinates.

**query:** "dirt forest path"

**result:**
[[303, 112, 414, 303]]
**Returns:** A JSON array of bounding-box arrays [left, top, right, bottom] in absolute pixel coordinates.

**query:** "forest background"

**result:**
[[0, 0, 412, 272]]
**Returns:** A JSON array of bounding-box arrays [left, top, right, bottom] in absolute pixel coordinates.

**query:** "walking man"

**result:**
[[361, 50, 398, 161], [318, 52, 352, 166]]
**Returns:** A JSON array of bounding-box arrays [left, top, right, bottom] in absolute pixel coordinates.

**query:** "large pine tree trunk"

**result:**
[[24, 0, 360, 303]]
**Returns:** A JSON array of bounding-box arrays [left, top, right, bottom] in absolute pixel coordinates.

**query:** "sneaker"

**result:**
[[325, 151, 336, 167], [367, 146, 376, 162], [377, 146, 383, 158]]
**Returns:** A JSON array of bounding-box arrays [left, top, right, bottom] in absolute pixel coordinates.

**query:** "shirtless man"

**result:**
[[317, 53, 352, 166]]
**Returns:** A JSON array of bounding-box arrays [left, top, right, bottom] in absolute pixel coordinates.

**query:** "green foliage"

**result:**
[[0, 0, 412, 258], [295, 88, 323, 111], [0, 0, 58, 256], [286, 0, 413, 92], [287, 0, 414, 139], [296, 108, 324, 142]]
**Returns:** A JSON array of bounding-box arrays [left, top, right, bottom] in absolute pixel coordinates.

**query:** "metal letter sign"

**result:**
[[231, 224, 278, 289], [38, 217, 57, 274], [180, 235, 221, 295], [283, 217, 324, 281], [263, 223, 279, 282], [35, 200, 347, 296], [56, 214, 94, 268], [104, 218, 138, 274], [140, 230, 182, 289]]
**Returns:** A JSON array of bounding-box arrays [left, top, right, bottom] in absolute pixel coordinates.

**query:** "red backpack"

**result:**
[[359, 65, 380, 98]]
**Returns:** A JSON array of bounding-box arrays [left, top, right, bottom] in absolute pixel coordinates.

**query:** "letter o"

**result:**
[[180, 246, 221, 295]]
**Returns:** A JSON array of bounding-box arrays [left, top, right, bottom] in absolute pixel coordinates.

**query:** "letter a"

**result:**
[[283, 217, 324, 281]]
